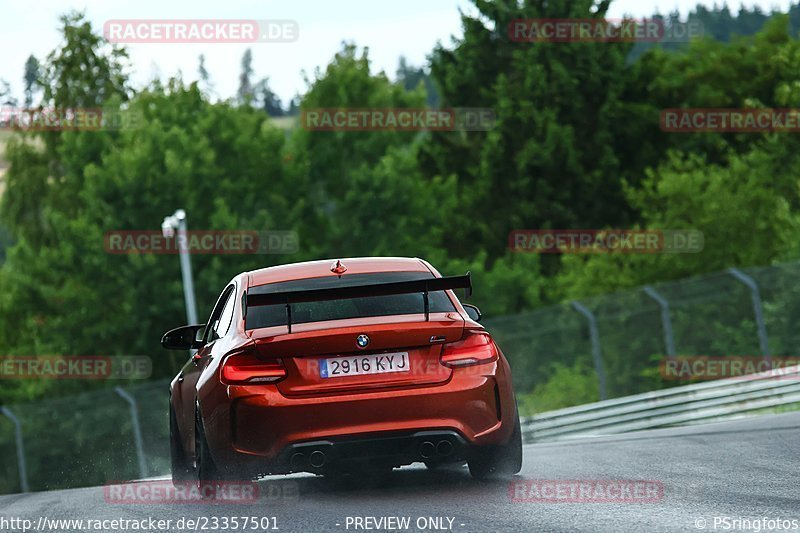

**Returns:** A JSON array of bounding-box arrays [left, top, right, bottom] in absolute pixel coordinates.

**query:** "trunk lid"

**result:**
[[249, 313, 463, 395]]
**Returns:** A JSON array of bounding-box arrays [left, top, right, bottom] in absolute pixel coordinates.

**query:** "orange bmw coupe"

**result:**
[[163, 257, 522, 484]]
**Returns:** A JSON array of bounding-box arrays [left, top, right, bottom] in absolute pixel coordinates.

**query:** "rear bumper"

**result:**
[[276, 430, 468, 474], [204, 361, 516, 475]]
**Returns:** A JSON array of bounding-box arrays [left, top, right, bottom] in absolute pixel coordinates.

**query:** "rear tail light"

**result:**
[[221, 346, 287, 384], [440, 331, 498, 368]]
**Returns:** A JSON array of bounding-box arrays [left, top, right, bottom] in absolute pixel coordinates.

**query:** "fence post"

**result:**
[[114, 387, 148, 479], [1, 407, 30, 492], [727, 268, 771, 363], [570, 301, 608, 400], [643, 286, 677, 359]]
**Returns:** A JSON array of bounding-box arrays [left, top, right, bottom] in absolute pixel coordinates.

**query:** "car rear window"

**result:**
[[245, 271, 457, 330]]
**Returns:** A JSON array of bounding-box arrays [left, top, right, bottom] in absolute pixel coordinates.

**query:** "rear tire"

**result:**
[[194, 404, 221, 488], [467, 408, 523, 480], [170, 405, 193, 486]]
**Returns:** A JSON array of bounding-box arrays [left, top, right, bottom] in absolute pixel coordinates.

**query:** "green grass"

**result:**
[[0, 130, 12, 167], [0, 130, 13, 198], [270, 116, 298, 131], [744, 402, 800, 416], [517, 362, 601, 416]]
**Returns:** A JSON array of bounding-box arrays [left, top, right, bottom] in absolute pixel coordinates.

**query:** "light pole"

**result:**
[[162, 210, 198, 330]]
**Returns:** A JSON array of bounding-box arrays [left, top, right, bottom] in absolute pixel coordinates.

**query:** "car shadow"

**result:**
[[257, 463, 515, 500]]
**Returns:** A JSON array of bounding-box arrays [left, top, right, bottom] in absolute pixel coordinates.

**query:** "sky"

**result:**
[[0, 0, 794, 106]]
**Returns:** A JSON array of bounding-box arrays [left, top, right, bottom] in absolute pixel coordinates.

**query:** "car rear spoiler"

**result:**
[[245, 273, 472, 333]]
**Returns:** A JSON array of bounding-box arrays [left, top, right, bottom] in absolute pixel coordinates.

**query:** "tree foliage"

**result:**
[[2, 5, 800, 408]]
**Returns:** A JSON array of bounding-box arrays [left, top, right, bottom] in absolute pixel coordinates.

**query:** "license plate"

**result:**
[[319, 352, 410, 379]]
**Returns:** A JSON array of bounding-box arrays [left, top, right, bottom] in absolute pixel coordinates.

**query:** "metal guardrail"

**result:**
[[521, 365, 800, 442]]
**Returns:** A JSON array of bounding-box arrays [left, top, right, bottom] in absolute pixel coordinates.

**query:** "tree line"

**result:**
[[2, 1, 800, 405]]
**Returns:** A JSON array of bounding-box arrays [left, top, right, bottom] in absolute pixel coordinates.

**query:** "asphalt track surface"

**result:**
[[1, 412, 798, 533]]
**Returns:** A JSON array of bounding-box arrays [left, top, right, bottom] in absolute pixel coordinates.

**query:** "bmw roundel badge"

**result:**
[[356, 334, 370, 349]]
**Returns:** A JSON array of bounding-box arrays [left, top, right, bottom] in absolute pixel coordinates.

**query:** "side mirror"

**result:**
[[463, 304, 482, 322], [161, 324, 206, 350]]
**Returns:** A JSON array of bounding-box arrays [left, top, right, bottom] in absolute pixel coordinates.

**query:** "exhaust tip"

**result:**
[[419, 441, 436, 459], [436, 440, 453, 456], [309, 450, 326, 468], [290, 452, 306, 469]]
